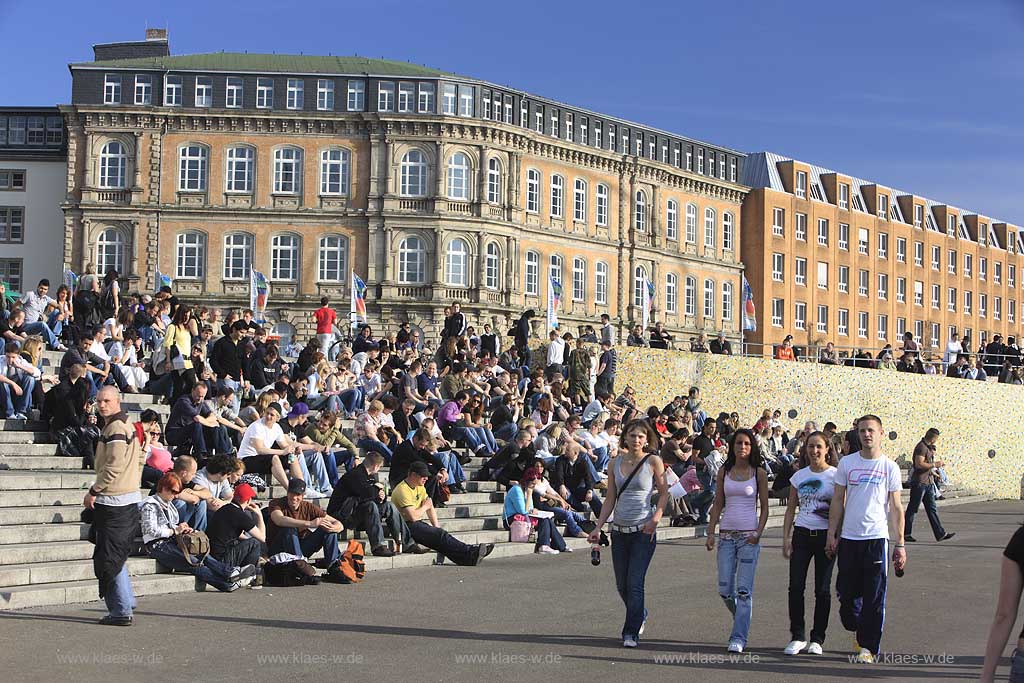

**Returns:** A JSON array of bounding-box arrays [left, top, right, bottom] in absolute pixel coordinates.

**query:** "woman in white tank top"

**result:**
[[705, 428, 770, 653]]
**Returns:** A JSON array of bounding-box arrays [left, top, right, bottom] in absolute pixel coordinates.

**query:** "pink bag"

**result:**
[[146, 446, 173, 472], [508, 514, 534, 543]]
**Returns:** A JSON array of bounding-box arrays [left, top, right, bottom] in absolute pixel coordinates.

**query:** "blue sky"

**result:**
[[3, 0, 1022, 224]]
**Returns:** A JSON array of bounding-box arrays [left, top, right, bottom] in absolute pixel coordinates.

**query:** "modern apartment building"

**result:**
[[0, 107, 67, 292], [61, 29, 747, 341], [741, 151, 1022, 356]]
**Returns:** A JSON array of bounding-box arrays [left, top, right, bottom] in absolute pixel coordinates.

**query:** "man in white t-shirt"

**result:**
[[826, 414, 906, 664], [237, 403, 304, 489], [943, 333, 963, 371]]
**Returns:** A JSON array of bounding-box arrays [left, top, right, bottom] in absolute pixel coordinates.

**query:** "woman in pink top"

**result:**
[[705, 428, 770, 653]]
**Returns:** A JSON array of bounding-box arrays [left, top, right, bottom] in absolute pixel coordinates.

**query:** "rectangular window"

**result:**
[[6, 116, 24, 145], [1010, 264, 1016, 288], [878, 193, 888, 220], [772, 208, 785, 237], [398, 82, 414, 112], [0, 207, 25, 243], [816, 305, 828, 333], [226, 77, 243, 108], [104, 74, 121, 104], [896, 238, 906, 263], [951, 288, 960, 313], [525, 254, 539, 296], [418, 83, 435, 113], [595, 263, 608, 305], [134, 75, 152, 105], [377, 82, 395, 112], [858, 228, 869, 254], [947, 214, 956, 236], [980, 256, 988, 281], [838, 308, 849, 336], [817, 218, 829, 246], [795, 213, 807, 241], [504, 99, 513, 124], [838, 265, 849, 293], [1010, 299, 1016, 323], [0, 170, 26, 190], [287, 78, 305, 109], [771, 253, 784, 282], [698, 149, 705, 174], [964, 253, 973, 277], [963, 290, 971, 314], [980, 293, 987, 318], [565, 112, 574, 142], [458, 86, 475, 117], [317, 79, 335, 110], [595, 122, 602, 148], [838, 223, 849, 250], [46, 117, 62, 145], [794, 302, 806, 331], [673, 144, 680, 167], [995, 296, 1002, 320], [771, 298, 784, 327], [858, 311, 868, 338], [877, 273, 888, 300], [817, 261, 828, 290], [877, 314, 888, 341], [795, 257, 807, 286], [348, 80, 366, 111], [795, 170, 807, 199], [580, 117, 589, 145], [195, 76, 213, 107], [839, 183, 850, 210], [931, 245, 940, 270], [995, 261, 1002, 285], [25, 117, 44, 145], [914, 204, 923, 228], [482, 93, 492, 120], [535, 110, 544, 133], [256, 78, 274, 108], [931, 284, 940, 309], [896, 277, 906, 303], [914, 241, 923, 267], [730, 158, 737, 182], [948, 249, 957, 275], [164, 75, 182, 106], [596, 185, 608, 226], [858, 269, 868, 297], [0, 258, 22, 293], [877, 232, 888, 259], [896, 318, 906, 339]]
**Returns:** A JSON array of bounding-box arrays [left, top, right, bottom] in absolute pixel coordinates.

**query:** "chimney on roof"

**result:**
[[92, 27, 170, 61], [146, 28, 167, 41]]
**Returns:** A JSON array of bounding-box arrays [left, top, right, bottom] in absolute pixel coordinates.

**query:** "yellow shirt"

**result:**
[[391, 481, 427, 511], [161, 323, 193, 370]]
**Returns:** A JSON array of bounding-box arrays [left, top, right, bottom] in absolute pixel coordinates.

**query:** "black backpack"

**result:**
[[99, 284, 116, 318], [264, 559, 320, 587]]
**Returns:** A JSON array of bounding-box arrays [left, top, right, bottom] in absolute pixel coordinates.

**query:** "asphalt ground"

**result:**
[[0, 499, 1019, 682]]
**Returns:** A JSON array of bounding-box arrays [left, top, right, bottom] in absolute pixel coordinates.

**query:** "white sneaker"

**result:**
[[807, 642, 823, 655], [560, 546, 573, 553], [639, 618, 647, 636], [536, 545, 559, 555], [728, 641, 744, 653], [854, 647, 874, 663], [623, 636, 638, 648], [784, 640, 807, 656]]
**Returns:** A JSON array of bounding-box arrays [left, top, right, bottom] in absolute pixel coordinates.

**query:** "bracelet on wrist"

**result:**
[[894, 544, 905, 548]]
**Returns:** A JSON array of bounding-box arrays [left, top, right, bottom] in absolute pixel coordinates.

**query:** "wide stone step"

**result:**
[[0, 540, 99, 566], [0, 573, 195, 611], [0, 432, 53, 444], [0, 505, 86, 525], [0, 457, 83, 471], [0, 523, 90, 545], [0, 471, 95, 491], [0, 556, 164, 589]]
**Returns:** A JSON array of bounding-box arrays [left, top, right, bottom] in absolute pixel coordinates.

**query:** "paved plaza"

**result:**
[[1, 499, 1017, 682]]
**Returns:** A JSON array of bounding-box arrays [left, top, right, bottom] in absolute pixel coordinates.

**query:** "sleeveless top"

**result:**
[[719, 470, 758, 531], [612, 456, 655, 526]]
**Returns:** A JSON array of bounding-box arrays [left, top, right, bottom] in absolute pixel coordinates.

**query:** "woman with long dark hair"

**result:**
[[161, 304, 195, 400], [588, 419, 669, 648], [782, 431, 839, 656], [705, 428, 770, 653]]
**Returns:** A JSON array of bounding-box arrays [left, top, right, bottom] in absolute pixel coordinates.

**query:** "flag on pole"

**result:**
[[547, 277, 562, 330], [154, 270, 172, 293], [742, 274, 757, 332], [63, 268, 79, 294], [351, 271, 367, 327], [250, 268, 270, 323], [641, 276, 654, 331]]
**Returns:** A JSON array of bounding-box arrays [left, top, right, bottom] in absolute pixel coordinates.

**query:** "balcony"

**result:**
[[444, 201, 474, 216], [396, 285, 431, 299], [397, 198, 432, 213], [96, 189, 131, 204]]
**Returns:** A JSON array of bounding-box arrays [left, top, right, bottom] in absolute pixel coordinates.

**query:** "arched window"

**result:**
[[400, 150, 427, 197], [685, 203, 698, 244], [319, 148, 351, 195], [96, 228, 126, 276], [633, 265, 648, 307], [271, 234, 300, 281], [703, 278, 716, 318], [666, 199, 679, 241], [398, 236, 426, 284], [685, 276, 696, 316], [223, 233, 253, 280], [445, 237, 470, 286], [549, 254, 563, 284], [596, 184, 609, 226], [446, 152, 471, 200], [550, 175, 564, 218], [318, 234, 348, 282], [634, 190, 647, 232], [178, 144, 208, 191], [723, 212, 735, 251], [486, 158, 502, 204], [595, 261, 609, 305], [722, 282, 734, 320], [484, 242, 500, 290], [572, 257, 586, 301], [526, 169, 540, 213], [573, 178, 587, 222], [525, 250, 540, 296], [98, 141, 127, 189], [666, 273, 678, 313], [704, 207, 717, 248], [175, 231, 205, 279], [273, 147, 302, 194], [225, 146, 254, 193]]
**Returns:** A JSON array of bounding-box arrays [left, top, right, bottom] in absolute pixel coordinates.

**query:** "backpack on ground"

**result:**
[[325, 539, 366, 584], [264, 559, 320, 587]]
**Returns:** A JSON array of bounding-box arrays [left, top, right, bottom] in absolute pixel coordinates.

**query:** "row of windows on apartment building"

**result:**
[[0, 116, 63, 147], [99, 72, 737, 180], [770, 298, 1013, 347]]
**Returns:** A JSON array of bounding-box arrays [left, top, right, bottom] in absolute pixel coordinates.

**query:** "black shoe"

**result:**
[[98, 615, 133, 626], [474, 542, 495, 565], [458, 453, 474, 466], [905, 535, 917, 543], [372, 545, 396, 557], [938, 532, 956, 542], [230, 564, 258, 582], [450, 483, 467, 494], [406, 544, 431, 555]]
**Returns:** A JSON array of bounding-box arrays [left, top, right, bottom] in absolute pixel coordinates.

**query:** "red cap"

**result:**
[[232, 482, 256, 504]]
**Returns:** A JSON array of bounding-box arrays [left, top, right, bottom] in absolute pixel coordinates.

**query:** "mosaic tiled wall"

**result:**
[[541, 344, 1022, 498]]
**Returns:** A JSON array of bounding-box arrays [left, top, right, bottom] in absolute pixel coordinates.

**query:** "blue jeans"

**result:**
[[611, 530, 657, 639], [303, 450, 333, 492], [0, 374, 35, 415], [503, 515, 566, 551], [172, 498, 208, 532], [1010, 648, 1024, 683], [24, 321, 60, 348], [147, 538, 237, 592], [493, 422, 518, 442], [452, 426, 484, 452], [471, 426, 498, 454], [356, 438, 393, 464], [270, 526, 340, 565], [436, 451, 466, 484], [592, 446, 610, 473], [534, 495, 585, 536], [104, 565, 136, 618], [46, 310, 65, 336], [717, 534, 761, 647], [569, 485, 603, 517], [905, 480, 947, 540]]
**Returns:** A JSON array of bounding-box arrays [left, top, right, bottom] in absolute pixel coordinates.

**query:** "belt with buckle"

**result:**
[[795, 526, 826, 537], [610, 523, 645, 534]]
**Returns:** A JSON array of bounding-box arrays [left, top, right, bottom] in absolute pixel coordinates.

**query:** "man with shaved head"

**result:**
[[84, 386, 145, 626]]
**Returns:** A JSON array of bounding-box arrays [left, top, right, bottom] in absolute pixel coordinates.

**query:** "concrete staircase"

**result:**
[[0, 350, 992, 611]]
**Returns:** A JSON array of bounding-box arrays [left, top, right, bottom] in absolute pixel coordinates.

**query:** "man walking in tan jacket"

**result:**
[[83, 386, 144, 626]]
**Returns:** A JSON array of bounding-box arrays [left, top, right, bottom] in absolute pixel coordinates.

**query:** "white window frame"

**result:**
[[317, 79, 335, 111], [444, 237, 470, 287], [771, 298, 784, 328], [550, 175, 564, 218], [877, 314, 888, 341], [319, 148, 351, 196], [858, 311, 868, 338], [816, 305, 828, 333], [134, 75, 152, 105], [418, 83, 435, 113], [178, 144, 208, 192], [722, 282, 733, 321], [446, 152, 471, 200], [484, 242, 500, 290], [225, 146, 254, 194], [270, 234, 300, 281], [256, 78, 274, 109], [772, 207, 785, 237], [685, 277, 696, 317], [223, 233, 253, 280], [164, 75, 182, 106], [286, 78, 304, 110], [378, 82, 395, 112], [98, 140, 128, 189], [487, 159, 503, 205], [666, 200, 678, 240], [666, 273, 678, 313], [400, 150, 428, 197], [572, 257, 586, 301], [348, 80, 366, 111], [104, 74, 121, 104], [176, 231, 206, 280], [272, 147, 302, 194], [795, 170, 807, 199], [703, 279, 715, 319], [634, 190, 647, 232], [795, 257, 807, 286], [723, 213, 734, 251], [398, 82, 414, 112], [398, 236, 427, 284], [704, 207, 716, 247], [226, 77, 243, 108], [573, 178, 587, 222], [526, 169, 540, 214], [771, 253, 784, 282], [686, 204, 698, 244], [817, 218, 828, 246], [794, 302, 806, 331], [838, 308, 849, 336], [595, 262, 609, 305], [525, 251, 540, 296], [795, 213, 807, 241], [195, 76, 213, 107], [318, 234, 348, 283], [838, 265, 849, 293], [838, 222, 849, 250]]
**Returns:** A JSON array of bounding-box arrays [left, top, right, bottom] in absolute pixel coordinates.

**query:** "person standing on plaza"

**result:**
[[705, 428, 770, 653], [782, 431, 838, 656], [826, 414, 906, 664], [904, 428, 955, 544], [981, 524, 1024, 682], [83, 386, 145, 626], [588, 420, 668, 649], [595, 340, 617, 397], [312, 297, 336, 358]]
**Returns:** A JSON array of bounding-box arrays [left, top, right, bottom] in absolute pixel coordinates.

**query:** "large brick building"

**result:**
[[741, 152, 1024, 356], [62, 30, 747, 343]]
